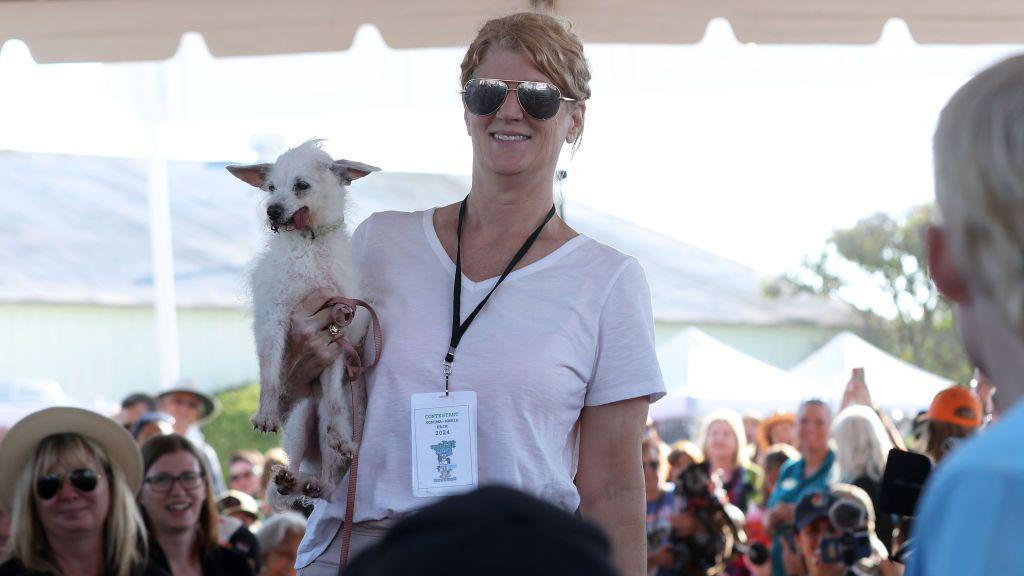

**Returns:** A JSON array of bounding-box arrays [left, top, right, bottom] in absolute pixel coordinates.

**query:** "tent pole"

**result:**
[[145, 61, 181, 391]]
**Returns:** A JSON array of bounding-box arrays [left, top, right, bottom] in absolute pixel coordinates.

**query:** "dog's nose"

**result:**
[[267, 204, 284, 222]]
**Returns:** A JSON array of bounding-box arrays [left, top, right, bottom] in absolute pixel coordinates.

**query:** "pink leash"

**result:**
[[324, 297, 383, 574]]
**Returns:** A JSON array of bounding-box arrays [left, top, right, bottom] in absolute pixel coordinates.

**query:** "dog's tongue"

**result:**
[[292, 207, 310, 230]]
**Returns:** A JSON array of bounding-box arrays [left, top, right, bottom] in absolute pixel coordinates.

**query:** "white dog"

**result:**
[[228, 140, 379, 505]]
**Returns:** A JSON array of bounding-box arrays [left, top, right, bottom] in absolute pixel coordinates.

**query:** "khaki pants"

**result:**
[[297, 519, 397, 576]]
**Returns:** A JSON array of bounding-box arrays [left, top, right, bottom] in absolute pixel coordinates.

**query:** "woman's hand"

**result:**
[[668, 511, 697, 537], [281, 288, 345, 397], [781, 540, 806, 575], [768, 503, 796, 529], [648, 544, 675, 569], [879, 559, 905, 576], [841, 369, 874, 410]]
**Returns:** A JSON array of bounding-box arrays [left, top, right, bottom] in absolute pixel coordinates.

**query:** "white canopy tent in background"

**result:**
[[791, 331, 952, 415], [648, 328, 814, 420]]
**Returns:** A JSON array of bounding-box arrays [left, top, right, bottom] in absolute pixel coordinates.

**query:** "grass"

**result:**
[[202, 382, 281, 479]]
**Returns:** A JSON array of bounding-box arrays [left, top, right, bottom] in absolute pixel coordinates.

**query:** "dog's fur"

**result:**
[[228, 140, 378, 507]]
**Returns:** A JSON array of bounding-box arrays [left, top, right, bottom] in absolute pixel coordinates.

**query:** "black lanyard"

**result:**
[[443, 195, 557, 395]]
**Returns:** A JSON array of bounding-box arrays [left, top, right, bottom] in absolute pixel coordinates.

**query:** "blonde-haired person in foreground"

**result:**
[[283, 11, 664, 576], [0, 407, 164, 576], [909, 53, 1024, 575]]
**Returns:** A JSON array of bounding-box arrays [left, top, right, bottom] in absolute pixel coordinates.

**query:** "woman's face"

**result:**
[[669, 455, 693, 481], [643, 445, 661, 491], [465, 48, 584, 181], [139, 450, 206, 535], [706, 421, 739, 467], [35, 451, 110, 539], [262, 530, 304, 576], [799, 405, 831, 454], [770, 421, 796, 446]]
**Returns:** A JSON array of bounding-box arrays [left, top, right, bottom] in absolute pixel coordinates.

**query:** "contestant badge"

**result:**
[[410, 391, 478, 497]]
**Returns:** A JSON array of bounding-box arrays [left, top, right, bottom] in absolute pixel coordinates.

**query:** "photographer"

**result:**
[[783, 488, 899, 576], [782, 491, 842, 576]]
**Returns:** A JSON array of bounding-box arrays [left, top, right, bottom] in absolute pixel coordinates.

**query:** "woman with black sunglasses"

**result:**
[[138, 435, 253, 576], [0, 407, 165, 576], [286, 12, 664, 576]]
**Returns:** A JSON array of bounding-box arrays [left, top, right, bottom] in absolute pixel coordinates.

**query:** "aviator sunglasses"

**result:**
[[36, 468, 101, 500], [461, 78, 576, 120]]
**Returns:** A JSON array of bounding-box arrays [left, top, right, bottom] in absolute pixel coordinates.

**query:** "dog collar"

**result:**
[[300, 218, 344, 241]]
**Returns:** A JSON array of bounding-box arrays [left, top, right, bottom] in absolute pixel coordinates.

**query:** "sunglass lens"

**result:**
[[464, 79, 508, 116], [518, 82, 563, 120], [69, 469, 99, 493], [36, 475, 61, 500]]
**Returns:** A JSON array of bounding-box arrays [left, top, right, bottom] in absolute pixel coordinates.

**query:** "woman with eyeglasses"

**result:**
[[138, 435, 253, 576], [0, 407, 165, 576], [284, 11, 664, 576]]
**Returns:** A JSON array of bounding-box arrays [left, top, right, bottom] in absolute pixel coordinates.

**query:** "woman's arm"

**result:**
[[576, 396, 650, 576]]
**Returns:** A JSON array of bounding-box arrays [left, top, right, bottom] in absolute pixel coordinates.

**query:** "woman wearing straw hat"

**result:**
[[0, 407, 166, 576]]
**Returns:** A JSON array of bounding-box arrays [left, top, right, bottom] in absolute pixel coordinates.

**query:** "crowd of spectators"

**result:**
[[1, 46, 1023, 576], [642, 372, 994, 576], [0, 383, 315, 576]]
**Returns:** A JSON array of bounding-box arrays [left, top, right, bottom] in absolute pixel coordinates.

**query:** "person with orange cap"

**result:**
[[920, 386, 983, 464]]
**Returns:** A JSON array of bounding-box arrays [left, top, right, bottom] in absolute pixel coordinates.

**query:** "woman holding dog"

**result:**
[[285, 12, 664, 576]]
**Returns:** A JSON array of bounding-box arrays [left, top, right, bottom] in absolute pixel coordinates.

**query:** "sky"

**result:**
[[2, 19, 1023, 286]]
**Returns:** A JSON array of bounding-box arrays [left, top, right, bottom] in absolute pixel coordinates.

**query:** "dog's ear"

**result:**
[[330, 160, 381, 185], [227, 164, 272, 188]]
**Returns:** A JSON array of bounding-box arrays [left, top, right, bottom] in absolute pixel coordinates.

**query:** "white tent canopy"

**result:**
[[649, 328, 814, 420], [3, 0, 1024, 64], [790, 331, 952, 413]]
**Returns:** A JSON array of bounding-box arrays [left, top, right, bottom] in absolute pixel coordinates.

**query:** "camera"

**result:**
[[819, 497, 872, 568], [879, 448, 933, 563], [667, 462, 758, 576]]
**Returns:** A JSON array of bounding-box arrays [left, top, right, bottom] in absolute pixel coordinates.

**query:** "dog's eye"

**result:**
[[268, 184, 276, 192], [294, 180, 310, 192]]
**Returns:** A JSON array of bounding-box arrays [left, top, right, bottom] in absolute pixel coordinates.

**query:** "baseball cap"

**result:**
[[218, 489, 260, 521], [928, 386, 982, 428], [794, 490, 838, 532]]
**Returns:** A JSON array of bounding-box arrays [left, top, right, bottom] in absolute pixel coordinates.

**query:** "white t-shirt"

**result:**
[[296, 208, 665, 567]]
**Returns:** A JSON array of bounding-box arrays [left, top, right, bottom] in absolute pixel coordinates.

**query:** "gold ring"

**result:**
[[327, 323, 341, 340]]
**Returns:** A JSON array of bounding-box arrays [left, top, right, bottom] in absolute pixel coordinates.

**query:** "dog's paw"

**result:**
[[302, 478, 324, 500], [272, 466, 297, 495], [251, 411, 280, 433], [325, 427, 357, 458]]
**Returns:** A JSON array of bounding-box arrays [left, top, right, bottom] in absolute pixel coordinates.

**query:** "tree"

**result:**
[[773, 204, 971, 383]]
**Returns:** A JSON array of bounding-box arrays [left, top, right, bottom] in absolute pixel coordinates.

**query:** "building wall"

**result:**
[[0, 303, 256, 404], [655, 321, 842, 369], [0, 303, 842, 405]]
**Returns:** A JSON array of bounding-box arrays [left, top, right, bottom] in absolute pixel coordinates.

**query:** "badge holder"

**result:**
[[410, 389, 478, 497]]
